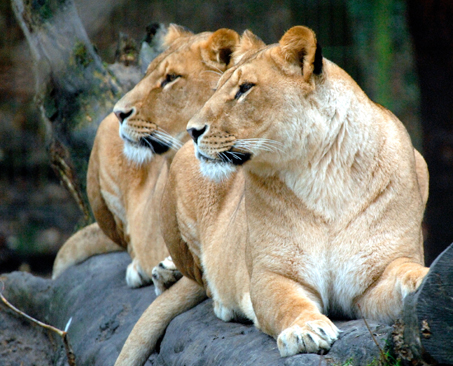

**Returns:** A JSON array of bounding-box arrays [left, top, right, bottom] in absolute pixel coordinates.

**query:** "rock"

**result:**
[[1, 253, 155, 366], [154, 303, 392, 366], [395, 243, 453, 365], [1, 252, 396, 366], [0, 308, 54, 366]]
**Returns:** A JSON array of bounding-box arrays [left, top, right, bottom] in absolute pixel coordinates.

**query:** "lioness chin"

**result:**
[[115, 26, 429, 365], [52, 25, 240, 290]]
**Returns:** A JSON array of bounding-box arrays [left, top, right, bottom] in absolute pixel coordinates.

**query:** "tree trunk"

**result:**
[[10, 0, 164, 223], [393, 243, 453, 365]]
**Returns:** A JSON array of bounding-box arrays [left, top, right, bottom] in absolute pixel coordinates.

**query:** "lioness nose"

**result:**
[[187, 125, 207, 144], [114, 108, 134, 124]]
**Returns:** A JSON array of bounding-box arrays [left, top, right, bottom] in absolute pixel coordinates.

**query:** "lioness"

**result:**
[[52, 25, 240, 289], [115, 26, 429, 364]]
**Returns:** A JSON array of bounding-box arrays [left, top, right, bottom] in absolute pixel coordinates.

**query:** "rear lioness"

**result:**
[[115, 27, 429, 365], [52, 25, 240, 289]]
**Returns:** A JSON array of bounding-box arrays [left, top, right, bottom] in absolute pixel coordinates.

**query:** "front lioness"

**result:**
[[115, 27, 429, 364], [52, 25, 240, 289]]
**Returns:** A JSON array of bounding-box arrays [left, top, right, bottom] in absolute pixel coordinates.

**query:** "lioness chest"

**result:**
[[245, 188, 397, 319]]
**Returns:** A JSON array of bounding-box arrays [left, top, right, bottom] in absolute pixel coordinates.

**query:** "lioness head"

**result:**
[[113, 25, 239, 165], [186, 26, 325, 181]]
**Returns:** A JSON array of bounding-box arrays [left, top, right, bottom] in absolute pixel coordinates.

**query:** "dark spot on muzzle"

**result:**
[[140, 136, 171, 154]]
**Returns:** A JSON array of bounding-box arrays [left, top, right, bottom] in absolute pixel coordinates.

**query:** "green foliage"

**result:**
[[339, 358, 354, 366], [73, 41, 93, 68], [374, 0, 393, 111], [31, 0, 53, 21], [347, 0, 422, 150], [12, 223, 40, 255], [26, 0, 67, 22], [337, 350, 402, 366]]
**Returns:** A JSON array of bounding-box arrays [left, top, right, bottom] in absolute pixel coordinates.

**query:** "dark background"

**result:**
[[1, 0, 452, 275]]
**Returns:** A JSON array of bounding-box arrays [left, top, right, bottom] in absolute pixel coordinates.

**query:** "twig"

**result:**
[[318, 349, 325, 366], [357, 303, 388, 365], [0, 282, 76, 366], [47, 126, 91, 224]]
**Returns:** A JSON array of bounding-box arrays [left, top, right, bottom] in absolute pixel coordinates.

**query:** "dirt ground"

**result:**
[[0, 303, 55, 366]]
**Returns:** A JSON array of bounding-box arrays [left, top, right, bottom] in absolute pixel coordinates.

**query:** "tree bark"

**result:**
[[10, 0, 147, 222], [393, 243, 453, 365]]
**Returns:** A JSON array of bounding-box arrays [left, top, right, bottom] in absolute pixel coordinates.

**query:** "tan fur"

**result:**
[[115, 277, 206, 365], [115, 26, 430, 364], [52, 26, 240, 287]]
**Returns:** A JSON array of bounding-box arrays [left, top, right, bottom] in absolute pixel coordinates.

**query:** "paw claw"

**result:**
[[277, 319, 339, 357], [151, 256, 182, 296]]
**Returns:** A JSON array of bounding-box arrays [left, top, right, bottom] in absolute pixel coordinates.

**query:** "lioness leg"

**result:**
[[354, 258, 429, 323], [126, 258, 153, 288], [52, 223, 123, 279], [251, 272, 339, 357], [115, 276, 206, 366]]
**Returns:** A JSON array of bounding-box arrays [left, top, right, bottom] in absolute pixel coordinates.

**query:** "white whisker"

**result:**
[[233, 142, 253, 150], [234, 138, 284, 154], [220, 152, 232, 163], [142, 138, 155, 154], [153, 129, 183, 150], [152, 133, 173, 146], [159, 130, 183, 148], [227, 151, 242, 160]]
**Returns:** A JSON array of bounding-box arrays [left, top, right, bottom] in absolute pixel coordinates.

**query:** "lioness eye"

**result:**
[[161, 73, 181, 88], [234, 82, 255, 100]]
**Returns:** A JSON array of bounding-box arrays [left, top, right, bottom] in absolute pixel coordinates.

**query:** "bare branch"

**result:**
[[0, 282, 76, 366], [357, 303, 388, 365]]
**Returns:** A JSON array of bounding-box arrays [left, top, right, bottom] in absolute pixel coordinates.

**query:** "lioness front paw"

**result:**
[[126, 259, 151, 288], [152, 256, 182, 296], [399, 266, 429, 299], [277, 318, 339, 357], [213, 300, 235, 322]]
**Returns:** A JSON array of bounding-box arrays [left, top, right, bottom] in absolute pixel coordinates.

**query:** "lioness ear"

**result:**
[[278, 26, 323, 80], [201, 28, 240, 71], [164, 23, 194, 45], [233, 30, 266, 64]]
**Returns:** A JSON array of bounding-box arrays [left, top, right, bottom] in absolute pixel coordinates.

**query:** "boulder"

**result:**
[[1, 252, 395, 366], [395, 243, 453, 365]]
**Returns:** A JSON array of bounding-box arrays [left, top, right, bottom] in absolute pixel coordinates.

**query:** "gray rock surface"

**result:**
[[397, 243, 453, 365], [1, 252, 393, 365], [0, 307, 55, 366]]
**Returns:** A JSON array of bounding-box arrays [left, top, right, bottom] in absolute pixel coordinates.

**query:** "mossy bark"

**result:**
[[11, 0, 127, 223], [394, 243, 453, 365]]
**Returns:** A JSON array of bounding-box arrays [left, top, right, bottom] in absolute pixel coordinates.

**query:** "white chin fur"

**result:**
[[199, 160, 236, 182], [123, 143, 153, 165]]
